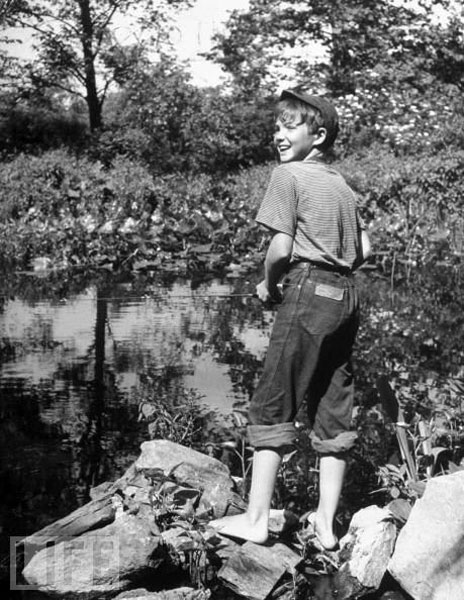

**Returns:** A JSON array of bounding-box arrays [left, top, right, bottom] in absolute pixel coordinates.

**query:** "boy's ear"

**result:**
[[313, 127, 328, 147]]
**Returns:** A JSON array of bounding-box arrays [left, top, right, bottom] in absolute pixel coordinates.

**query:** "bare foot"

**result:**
[[307, 512, 339, 551], [209, 512, 269, 544]]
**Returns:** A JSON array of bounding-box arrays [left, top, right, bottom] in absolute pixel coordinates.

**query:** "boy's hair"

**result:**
[[277, 89, 339, 151], [276, 98, 323, 134]]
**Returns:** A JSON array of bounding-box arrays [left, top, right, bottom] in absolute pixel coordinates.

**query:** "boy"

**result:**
[[210, 89, 370, 550]]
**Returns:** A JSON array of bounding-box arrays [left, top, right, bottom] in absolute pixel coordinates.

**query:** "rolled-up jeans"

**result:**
[[248, 262, 360, 455]]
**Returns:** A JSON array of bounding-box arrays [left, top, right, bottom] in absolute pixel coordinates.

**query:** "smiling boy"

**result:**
[[210, 89, 370, 550]]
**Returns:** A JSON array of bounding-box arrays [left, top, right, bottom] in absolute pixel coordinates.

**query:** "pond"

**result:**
[[0, 271, 276, 572]]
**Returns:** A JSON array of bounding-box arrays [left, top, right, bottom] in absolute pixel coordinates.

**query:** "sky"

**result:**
[[174, 0, 250, 86]]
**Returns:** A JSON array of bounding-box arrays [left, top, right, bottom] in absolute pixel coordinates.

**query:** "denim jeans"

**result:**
[[248, 262, 360, 455]]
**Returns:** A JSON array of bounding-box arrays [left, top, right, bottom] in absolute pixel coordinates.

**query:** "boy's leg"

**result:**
[[209, 447, 281, 543], [313, 454, 346, 550], [306, 302, 358, 549], [209, 269, 306, 542]]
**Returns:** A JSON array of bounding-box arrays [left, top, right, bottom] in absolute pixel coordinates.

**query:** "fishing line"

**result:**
[[0, 287, 301, 303], [0, 285, 295, 303]]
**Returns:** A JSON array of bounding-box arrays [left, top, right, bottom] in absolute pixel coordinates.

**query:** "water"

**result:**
[[0, 273, 274, 564]]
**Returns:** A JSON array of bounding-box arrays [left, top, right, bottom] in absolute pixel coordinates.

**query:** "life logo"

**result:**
[[10, 534, 121, 591]]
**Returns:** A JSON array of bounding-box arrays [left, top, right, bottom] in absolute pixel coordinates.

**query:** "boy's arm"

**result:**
[[256, 232, 293, 302]]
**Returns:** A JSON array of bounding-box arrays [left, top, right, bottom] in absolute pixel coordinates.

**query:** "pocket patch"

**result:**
[[314, 283, 344, 301]]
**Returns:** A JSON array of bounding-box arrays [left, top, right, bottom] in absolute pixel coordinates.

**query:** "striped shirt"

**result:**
[[256, 159, 364, 271]]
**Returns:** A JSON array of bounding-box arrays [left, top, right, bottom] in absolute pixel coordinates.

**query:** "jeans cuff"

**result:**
[[248, 423, 297, 448], [310, 430, 358, 454]]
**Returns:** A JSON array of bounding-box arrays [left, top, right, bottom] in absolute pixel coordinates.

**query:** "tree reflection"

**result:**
[[0, 274, 274, 567], [78, 288, 109, 494]]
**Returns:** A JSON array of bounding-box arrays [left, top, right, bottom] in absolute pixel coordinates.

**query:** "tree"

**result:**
[[209, 0, 460, 96], [5, 0, 194, 131], [208, 0, 464, 153], [97, 55, 275, 173]]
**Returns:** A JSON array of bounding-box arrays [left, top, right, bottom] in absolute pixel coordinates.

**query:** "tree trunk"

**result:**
[[327, 3, 356, 96], [77, 0, 102, 130]]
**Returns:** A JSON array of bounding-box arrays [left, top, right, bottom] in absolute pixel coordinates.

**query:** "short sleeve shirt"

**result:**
[[256, 159, 363, 271]]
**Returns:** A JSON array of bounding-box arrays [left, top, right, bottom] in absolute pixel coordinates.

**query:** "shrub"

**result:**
[[338, 146, 464, 275], [0, 103, 88, 156], [0, 150, 157, 268], [0, 150, 270, 273]]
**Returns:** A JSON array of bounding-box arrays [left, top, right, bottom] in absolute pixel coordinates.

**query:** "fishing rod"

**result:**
[[0, 291, 261, 304], [79, 291, 259, 303], [0, 285, 287, 304]]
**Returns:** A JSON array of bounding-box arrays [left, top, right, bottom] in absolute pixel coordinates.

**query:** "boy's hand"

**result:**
[[256, 280, 282, 304]]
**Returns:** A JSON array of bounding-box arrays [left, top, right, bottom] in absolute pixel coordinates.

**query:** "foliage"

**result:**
[[1, 0, 463, 167], [0, 1, 24, 24], [138, 388, 221, 449], [350, 261, 464, 510], [210, 0, 456, 92], [0, 54, 275, 172], [1, 142, 464, 281], [0, 149, 273, 273], [4, 0, 194, 130], [96, 57, 275, 174], [339, 147, 464, 271], [0, 96, 88, 155], [208, 0, 464, 155], [335, 80, 464, 156]]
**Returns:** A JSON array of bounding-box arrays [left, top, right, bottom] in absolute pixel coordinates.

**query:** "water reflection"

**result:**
[[0, 274, 273, 563]]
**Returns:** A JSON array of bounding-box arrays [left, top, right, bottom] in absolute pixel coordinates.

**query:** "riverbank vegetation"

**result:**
[[1, 0, 464, 525]]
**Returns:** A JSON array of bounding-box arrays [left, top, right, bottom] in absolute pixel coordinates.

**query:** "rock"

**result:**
[[218, 540, 301, 600], [22, 511, 160, 598], [136, 440, 245, 517], [268, 508, 300, 536], [19, 440, 239, 561], [20, 493, 118, 554], [114, 588, 211, 600], [202, 528, 241, 562], [20, 464, 145, 554], [388, 470, 464, 599], [89, 480, 116, 500], [19, 440, 248, 598], [332, 505, 397, 600]]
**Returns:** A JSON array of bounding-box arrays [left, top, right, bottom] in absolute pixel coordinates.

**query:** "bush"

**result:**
[[0, 103, 88, 156], [100, 68, 275, 174], [338, 146, 464, 274], [0, 150, 157, 268], [0, 150, 271, 273], [1, 142, 464, 283]]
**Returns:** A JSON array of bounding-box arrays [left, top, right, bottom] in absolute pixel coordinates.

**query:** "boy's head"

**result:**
[[276, 89, 339, 155]]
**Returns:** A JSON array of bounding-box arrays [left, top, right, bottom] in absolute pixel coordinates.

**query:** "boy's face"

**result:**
[[274, 115, 318, 163]]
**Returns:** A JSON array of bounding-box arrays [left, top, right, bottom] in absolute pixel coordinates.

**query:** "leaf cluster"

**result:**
[[0, 149, 272, 274]]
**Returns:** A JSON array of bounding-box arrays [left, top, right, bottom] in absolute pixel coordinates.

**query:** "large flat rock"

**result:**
[[135, 440, 245, 517], [388, 471, 464, 599], [218, 540, 301, 600], [23, 511, 160, 598]]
